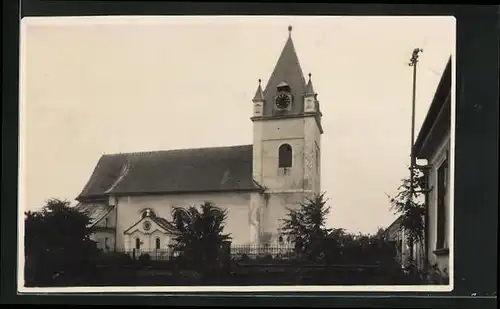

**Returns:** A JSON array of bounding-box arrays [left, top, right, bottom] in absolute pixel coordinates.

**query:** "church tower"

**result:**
[[251, 26, 323, 243]]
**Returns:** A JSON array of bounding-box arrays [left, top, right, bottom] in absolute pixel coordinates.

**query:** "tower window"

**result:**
[[277, 81, 291, 92], [278, 144, 293, 168]]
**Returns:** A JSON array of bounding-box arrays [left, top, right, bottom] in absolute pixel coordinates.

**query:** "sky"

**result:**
[[19, 16, 456, 234]]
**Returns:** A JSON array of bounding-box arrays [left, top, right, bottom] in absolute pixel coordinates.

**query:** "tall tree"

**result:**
[[388, 167, 427, 266], [24, 198, 98, 286], [168, 202, 231, 273], [280, 193, 333, 261]]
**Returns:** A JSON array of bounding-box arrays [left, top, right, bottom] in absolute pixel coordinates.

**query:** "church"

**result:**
[[75, 27, 324, 253]]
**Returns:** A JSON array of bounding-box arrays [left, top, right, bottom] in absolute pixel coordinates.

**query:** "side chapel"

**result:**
[[75, 26, 324, 252]]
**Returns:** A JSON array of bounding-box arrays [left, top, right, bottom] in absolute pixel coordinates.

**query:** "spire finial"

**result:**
[[308, 73, 312, 80], [258, 78, 262, 85], [288, 25, 292, 36]]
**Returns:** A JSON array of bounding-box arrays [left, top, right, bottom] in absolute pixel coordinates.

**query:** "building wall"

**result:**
[[115, 192, 253, 250], [91, 230, 115, 251], [303, 116, 322, 194], [90, 207, 116, 251], [261, 191, 308, 243], [426, 131, 451, 273], [125, 225, 171, 252], [255, 117, 306, 190], [252, 115, 322, 244]]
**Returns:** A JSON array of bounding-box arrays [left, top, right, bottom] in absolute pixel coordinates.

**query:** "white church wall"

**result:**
[[115, 192, 252, 250], [261, 138, 305, 190], [262, 191, 307, 243], [252, 121, 264, 184], [303, 116, 322, 194], [126, 230, 170, 252], [259, 117, 306, 140], [251, 112, 322, 245]]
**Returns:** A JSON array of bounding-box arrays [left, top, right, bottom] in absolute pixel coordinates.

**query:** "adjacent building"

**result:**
[[413, 56, 452, 274]]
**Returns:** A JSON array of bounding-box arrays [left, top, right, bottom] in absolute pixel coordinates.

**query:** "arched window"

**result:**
[[135, 238, 141, 250], [155, 237, 161, 250], [278, 144, 292, 168], [104, 218, 108, 227]]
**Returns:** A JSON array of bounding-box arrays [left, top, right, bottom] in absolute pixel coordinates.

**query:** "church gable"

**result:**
[[123, 212, 175, 235], [77, 145, 263, 200]]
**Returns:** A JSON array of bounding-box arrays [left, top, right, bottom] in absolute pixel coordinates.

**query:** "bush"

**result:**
[[93, 251, 133, 266], [138, 253, 151, 265]]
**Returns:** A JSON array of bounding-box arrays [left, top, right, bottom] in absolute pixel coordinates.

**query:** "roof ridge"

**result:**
[[103, 144, 253, 157]]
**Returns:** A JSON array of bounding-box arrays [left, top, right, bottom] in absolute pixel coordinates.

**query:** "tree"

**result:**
[[168, 202, 231, 274], [280, 193, 333, 261], [375, 227, 386, 239], [388, 166, 427, 266], [24, 198, 98, 286]]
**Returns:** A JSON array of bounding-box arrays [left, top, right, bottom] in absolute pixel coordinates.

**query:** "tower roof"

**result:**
[[252, 79, 264, 102], [305, 73, 315, 96], [263, 30, 307, 108]]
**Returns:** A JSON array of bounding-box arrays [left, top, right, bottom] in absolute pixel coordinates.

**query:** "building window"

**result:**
[[104, 218, 108, 227], [278, 144, 292, 168], [436, 156, 448, 249], [135, 237, 141, 250], [104, 237, 109, 250], [155, 237, 161, 250]]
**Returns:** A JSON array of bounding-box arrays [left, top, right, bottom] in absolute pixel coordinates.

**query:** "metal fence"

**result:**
[[103, 244, 296, 261], [230, 244, 296, 259], [110, 248, 178, 261]]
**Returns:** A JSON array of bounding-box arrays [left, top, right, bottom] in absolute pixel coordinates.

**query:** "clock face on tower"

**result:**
[[275, 92, 291, 109]]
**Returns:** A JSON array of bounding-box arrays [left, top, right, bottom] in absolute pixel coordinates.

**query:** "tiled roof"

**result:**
[[413, 56, 452, 158], [74, 202, 114, 227], [77, 145, 262, 200], [153, 216, 176, 232]]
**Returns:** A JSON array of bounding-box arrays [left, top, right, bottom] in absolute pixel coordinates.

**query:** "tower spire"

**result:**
[[305, 72, 315, 96], [252, 78, 264, 102], [262, 25, 306, 108]]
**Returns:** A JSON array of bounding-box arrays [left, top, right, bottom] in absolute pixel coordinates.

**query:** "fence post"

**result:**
[[220, 241, 231, 276]]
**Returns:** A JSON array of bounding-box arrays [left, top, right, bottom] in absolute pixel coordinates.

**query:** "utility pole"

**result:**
[[408, 48, 423, 197]]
